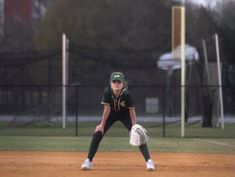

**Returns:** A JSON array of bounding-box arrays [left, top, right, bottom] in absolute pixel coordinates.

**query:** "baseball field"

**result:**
[[0, 122, 235, 177], [0, 151, 235, 177]]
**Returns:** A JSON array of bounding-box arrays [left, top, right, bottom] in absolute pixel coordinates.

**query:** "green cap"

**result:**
[[110, 72, 125, 82]]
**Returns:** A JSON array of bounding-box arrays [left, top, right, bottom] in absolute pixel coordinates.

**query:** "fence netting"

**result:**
[[0, 0, 234, 137]]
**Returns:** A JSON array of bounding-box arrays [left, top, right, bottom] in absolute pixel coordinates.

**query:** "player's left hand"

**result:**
[[95, 124, 104, 134]]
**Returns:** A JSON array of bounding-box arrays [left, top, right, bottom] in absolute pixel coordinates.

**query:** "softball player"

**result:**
[[81, 72, 155, 171]]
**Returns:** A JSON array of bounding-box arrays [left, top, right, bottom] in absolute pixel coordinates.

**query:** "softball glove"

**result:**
[[129, 124, 148, 146]]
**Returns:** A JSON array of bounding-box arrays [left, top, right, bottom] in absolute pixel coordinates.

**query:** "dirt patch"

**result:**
[[0, 151, 234, 177]]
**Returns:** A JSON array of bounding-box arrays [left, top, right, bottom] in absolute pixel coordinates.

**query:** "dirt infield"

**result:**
[[0, 151, 234, 177]]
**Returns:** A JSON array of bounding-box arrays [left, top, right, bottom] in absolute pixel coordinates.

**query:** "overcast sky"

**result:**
[[189, 0, 218, 7], [190, 0, 207, 6]]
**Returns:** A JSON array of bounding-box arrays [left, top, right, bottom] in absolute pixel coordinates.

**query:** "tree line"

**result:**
[[0, 0, 234, 87]]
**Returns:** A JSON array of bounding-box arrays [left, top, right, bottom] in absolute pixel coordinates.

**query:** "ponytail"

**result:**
[[123, 81, 128, 89]]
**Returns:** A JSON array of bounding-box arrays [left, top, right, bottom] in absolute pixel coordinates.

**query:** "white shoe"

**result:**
[[146, 159, 155, 171], [81, 159, 92, 170]]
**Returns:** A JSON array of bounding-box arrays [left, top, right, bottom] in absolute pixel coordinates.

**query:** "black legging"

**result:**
[[87, 112, 151, 161]]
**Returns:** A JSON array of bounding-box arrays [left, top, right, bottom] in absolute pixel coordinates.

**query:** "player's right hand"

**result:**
[[95, 124, 104, 134]]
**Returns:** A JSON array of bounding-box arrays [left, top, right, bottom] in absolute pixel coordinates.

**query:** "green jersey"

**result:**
[[101, 86, 135, 112]]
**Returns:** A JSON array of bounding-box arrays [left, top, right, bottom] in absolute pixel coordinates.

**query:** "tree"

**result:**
[[33, 0, 172, 85], [213, 1, 235, 64], [34, 0, 172, 51], [213, 1, 235, 113], [185, 3, 218, 49]]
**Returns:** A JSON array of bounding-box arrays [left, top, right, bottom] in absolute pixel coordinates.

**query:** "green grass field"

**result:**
[[0, 121, 235, 138], [0, 122, 235, 153], [0, 136, 234, 153]]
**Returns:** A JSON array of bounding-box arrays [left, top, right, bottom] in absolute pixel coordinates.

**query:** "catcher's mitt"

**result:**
[[129, 124, 148, 146]]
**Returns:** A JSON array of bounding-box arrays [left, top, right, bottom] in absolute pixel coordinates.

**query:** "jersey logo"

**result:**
[[120, 101, 126, 107]]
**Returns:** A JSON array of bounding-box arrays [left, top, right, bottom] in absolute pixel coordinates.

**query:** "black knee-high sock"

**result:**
[[87, 131, 103, 161], [139, 144, 150, 162]]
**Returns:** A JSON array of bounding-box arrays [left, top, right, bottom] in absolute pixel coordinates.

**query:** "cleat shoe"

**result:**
[[146, 159, 155, 171], [81, 159, 92, 170]]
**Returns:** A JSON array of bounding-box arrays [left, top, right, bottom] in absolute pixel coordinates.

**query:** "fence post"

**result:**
[[75, 84, 78, 136], [162, 86, 166, 137]]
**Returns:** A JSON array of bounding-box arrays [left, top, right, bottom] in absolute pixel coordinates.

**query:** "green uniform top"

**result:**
[[101, 86, 135, 112]]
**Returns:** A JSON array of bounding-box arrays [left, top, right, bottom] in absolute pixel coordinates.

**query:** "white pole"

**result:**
[[0, 0, 4, 37], [215, 34, 224, 130], [181, 6, 186, 138], [62, 33, 67, 129], [66, 38, 69, 87], [202, 39, 211, 83]]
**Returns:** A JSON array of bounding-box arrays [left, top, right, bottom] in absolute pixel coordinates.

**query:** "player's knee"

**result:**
[[139, 143, 147, 148], [92, 131, 103, 143]]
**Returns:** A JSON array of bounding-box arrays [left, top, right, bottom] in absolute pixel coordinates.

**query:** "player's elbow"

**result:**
[[104, 105, 111, 112], [129, 107, 135, 112]]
